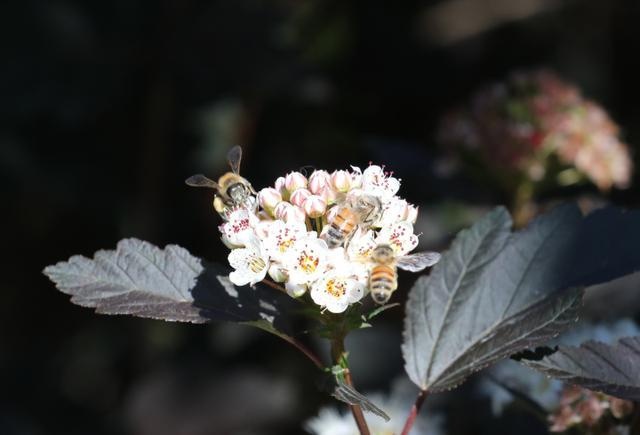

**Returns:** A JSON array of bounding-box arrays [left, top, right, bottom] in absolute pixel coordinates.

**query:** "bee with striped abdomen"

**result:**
[[322, 194, 382, 249], [186, 146, 257, 219], [369, 244, 440, 304]]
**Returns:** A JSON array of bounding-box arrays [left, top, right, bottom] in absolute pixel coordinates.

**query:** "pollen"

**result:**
[[324, 279, 346, 297], [277, 236, 295, 253], [248, 256, 266, 273], [298, 251, 319, 273]]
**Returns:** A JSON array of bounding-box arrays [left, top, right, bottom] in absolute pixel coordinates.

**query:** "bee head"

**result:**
[[228, 182, 250, 202]]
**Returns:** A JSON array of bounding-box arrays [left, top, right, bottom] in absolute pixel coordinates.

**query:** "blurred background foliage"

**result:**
[[2, 0, 640, 434]]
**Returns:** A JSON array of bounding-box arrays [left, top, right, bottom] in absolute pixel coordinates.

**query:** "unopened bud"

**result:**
[[268, 264, 288, 283], [289, 188, 312, 207], [279, 204, 306, 223], [303, 195, 327, 218], [309, 170, 331, 194], [317, 185, 337, 205], [331, 170, 351, 192], [284, 171, 307, 192], [285, 281, 307, 297], [274, 202, 291, 220], [258, 187, 282, 212], [274, 176, 287, 196]]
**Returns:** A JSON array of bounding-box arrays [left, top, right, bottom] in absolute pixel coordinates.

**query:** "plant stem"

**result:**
[[511, 179, 535, 228], [260, 278, 288, 294], [400, 389, 428, 435], [331, 337, 370, 435]]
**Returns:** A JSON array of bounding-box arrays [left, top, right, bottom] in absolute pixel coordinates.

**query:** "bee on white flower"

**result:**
[[210, 157, 438, 312]]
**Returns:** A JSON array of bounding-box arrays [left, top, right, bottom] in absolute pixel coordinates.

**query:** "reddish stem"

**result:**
[[331, 338, 371, 435], [400, 389, 428, 435]]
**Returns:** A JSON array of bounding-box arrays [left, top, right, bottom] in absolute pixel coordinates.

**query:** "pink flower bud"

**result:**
[[308, 170, 331, 194], [268, 264, 288, 283], [289, 188, 312, 207], [283, 205, 306, 223], [258, 187, 282, 212], [331, 170, 351, 192], [285, 281, 307, 297], [274, 202, 291, 220], [303, 195, 327, 218], [284, 171, 307, 192], [317, 185, 337, 205], [325, 205, 340, 223], [274, 176, 286, 195]]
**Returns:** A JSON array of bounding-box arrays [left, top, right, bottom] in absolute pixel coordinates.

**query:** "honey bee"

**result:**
[[185, 145, 257, 219], [369, 244, 440, 304], [322, 194, 383, 248]]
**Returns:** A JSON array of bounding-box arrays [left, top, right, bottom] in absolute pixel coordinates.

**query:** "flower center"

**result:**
[[297, 250, 319, 273], [248, 255, 266, 273], [325, 279, 346, 297], [389, 226, 408, 251], [277, 237, 295, 253]]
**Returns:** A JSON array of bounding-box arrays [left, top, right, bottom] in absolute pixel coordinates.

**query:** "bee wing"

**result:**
[[227, 145, 243, 174], [396, 251, 441, 272], [185, 174, 221, 190]]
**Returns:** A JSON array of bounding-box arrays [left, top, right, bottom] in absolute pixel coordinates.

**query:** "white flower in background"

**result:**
[[283, 237, 330, 286], [228, 235, 270, 286], [376, 222, 419, 256], [310, 254, 366, 313], [305, 378, 444, 435], [219, 208, 259, 247]]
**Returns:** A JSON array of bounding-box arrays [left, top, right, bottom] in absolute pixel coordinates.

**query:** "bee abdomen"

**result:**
[[369, 265, 397, 291], [323, 207, 357, 248]]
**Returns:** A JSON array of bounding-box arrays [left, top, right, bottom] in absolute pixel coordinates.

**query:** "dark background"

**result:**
[[2, 1, 639, 434]]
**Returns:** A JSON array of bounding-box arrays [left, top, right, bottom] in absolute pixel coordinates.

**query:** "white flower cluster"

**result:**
[[220, 165, 420, 313]]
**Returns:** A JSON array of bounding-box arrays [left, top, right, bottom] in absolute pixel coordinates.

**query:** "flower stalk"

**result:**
[[330, 334, 370, 435]]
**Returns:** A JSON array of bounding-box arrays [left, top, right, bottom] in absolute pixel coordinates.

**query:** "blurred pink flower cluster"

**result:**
[[549, 385, 633, 433], [440, 70, 632, 190]]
